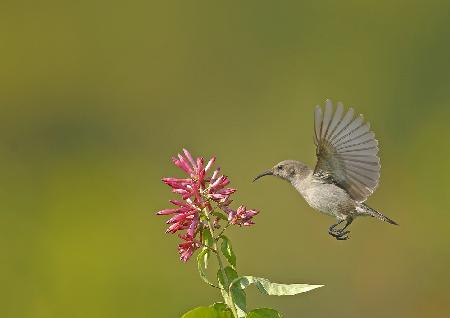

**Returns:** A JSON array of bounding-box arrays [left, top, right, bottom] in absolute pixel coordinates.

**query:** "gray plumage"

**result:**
[[254, 100, 398, 240]]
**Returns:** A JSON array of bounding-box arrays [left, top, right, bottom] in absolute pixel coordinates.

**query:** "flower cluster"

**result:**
[[228, 205, 259, 226], [157, 148, 258, 262]]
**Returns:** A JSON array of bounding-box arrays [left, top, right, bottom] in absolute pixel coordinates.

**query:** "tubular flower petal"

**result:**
[[210, 168, 220, 183], [178, 154, 194, 175], [169, 199, 189, 207], [205, 157, 216, 172], [156, 208, 180, 215], [183, 148, 197, 171], [172, 157, 191, 174]]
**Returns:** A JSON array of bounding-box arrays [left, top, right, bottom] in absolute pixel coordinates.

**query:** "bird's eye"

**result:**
[[277, 165, 283, 170]]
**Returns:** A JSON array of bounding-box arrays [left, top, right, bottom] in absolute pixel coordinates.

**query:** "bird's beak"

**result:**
[[253, 169, 273, 182]]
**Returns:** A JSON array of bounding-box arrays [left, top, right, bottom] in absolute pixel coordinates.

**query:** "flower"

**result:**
[[178, 233, 201, 262], [157, 148, 259, 262], [228, 205, 259, 226]]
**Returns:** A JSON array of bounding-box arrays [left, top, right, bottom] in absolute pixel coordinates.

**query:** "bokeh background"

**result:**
[[1, 1, 449, 317]]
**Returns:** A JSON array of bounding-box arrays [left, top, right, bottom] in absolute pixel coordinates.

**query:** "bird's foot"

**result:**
[[328, 228, 350, 240], [329, 229, 350, 240], [328, 221, 351, 240], [328, 219, 352, 241]]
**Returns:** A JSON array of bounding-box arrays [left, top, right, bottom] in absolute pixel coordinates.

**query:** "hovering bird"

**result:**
[[253, 100, 398, 240]]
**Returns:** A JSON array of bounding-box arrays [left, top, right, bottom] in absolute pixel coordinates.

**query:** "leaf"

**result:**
[[230, 276, 323, 296], [201, 228, 213, 269], [247, 308, 283, 318], [217, 266, 245, 318], [229, 282, 246, 318], [211, 303, 233, 318], [211, 302, 230, 312], [220, 235, 236, 269], [229, 276, 323, 315], [217, 266, 239, 289], [197, 249, 217, 288], [181, 305, 232, 318]]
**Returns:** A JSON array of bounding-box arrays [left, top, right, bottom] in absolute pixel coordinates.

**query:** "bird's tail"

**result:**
[[358, 204, 399, 225]]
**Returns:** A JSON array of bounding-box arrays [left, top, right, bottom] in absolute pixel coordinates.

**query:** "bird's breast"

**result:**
[[292, 177, 354, 218]]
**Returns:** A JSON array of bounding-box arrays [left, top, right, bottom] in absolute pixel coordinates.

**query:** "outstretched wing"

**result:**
[[313, 99, 380, 202]]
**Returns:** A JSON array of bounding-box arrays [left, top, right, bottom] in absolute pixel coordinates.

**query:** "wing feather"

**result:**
[[314, 106, 323, 145], [346, 166, 379, 180], [332, 116, 364, 146], [329, 107, 354, 141], [335, 131, 374, 150], [338, 147, 378, 156], [334, 122, 371, 147], [313, 100, 381, 202], [325, 102, 344, 139], [321, 100, 333, 139]]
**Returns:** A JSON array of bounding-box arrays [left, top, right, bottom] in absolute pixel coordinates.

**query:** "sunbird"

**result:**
[[253, 100, 398, 240]]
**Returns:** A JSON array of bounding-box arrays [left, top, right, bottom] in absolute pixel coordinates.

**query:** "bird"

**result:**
[[253, 99, 398, 240]]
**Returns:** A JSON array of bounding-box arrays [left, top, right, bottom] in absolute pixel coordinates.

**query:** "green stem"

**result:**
[[215, 223, 231, 241], [204, 208, 238, 318], [198, 242, 217, 253]]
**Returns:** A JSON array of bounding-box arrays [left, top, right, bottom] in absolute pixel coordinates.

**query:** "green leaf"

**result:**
[[197, 249, 217, 288], [229, 286, 247, 318], [247, 308, 283, 318], [181, 305, 232, 318], [211, 303, 233, 318], [201, 228, 213, 269], [220, 235, 236, 269], [229, 276, 322, 316], [217, 266, 245, 318], [211, 302, 229, 312], [230, 276, 323, 297], [217, 266, 239, 289]]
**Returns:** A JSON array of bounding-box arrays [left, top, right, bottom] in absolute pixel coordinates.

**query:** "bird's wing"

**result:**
[[313, 100, 380, 202]]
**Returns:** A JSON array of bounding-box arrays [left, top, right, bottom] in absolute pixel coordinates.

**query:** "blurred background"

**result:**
[[1, 1, 449, 317]]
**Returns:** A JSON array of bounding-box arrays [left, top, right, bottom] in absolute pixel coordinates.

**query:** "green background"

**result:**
[[1, 1, 449, 317]]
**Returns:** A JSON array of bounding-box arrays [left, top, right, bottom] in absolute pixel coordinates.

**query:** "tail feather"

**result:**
[[358, 204, 399, 225]]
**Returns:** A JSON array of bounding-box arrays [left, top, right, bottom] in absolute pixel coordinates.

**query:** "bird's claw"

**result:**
[[328, 219, 352, 240], [334, 230, 350, 240], [328, 228, 350, 240]]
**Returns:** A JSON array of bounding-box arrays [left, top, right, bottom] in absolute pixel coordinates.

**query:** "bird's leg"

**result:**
[[328, 220, 346, 239], [328, 218, 353, 240], [328, 220, 344, 233], [339, 217, 353, 232]]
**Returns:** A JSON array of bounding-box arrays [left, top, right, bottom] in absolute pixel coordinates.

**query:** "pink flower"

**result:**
[[157, 148, 259, 262], [178, 233, 200, 262], [228, 205, 259, 226], [156, 199, 199, 234]]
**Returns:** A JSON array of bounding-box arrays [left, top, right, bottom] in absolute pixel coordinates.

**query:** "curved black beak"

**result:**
[[253, 170, 273, 182]]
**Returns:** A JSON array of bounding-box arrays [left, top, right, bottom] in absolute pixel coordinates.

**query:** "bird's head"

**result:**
[[253, 160, 311, 183]]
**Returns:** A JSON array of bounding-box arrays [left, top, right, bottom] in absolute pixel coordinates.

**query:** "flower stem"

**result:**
[[215, 223, 230, 241], [198, 242, 217, 253], [204, 208, 238, 318]]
